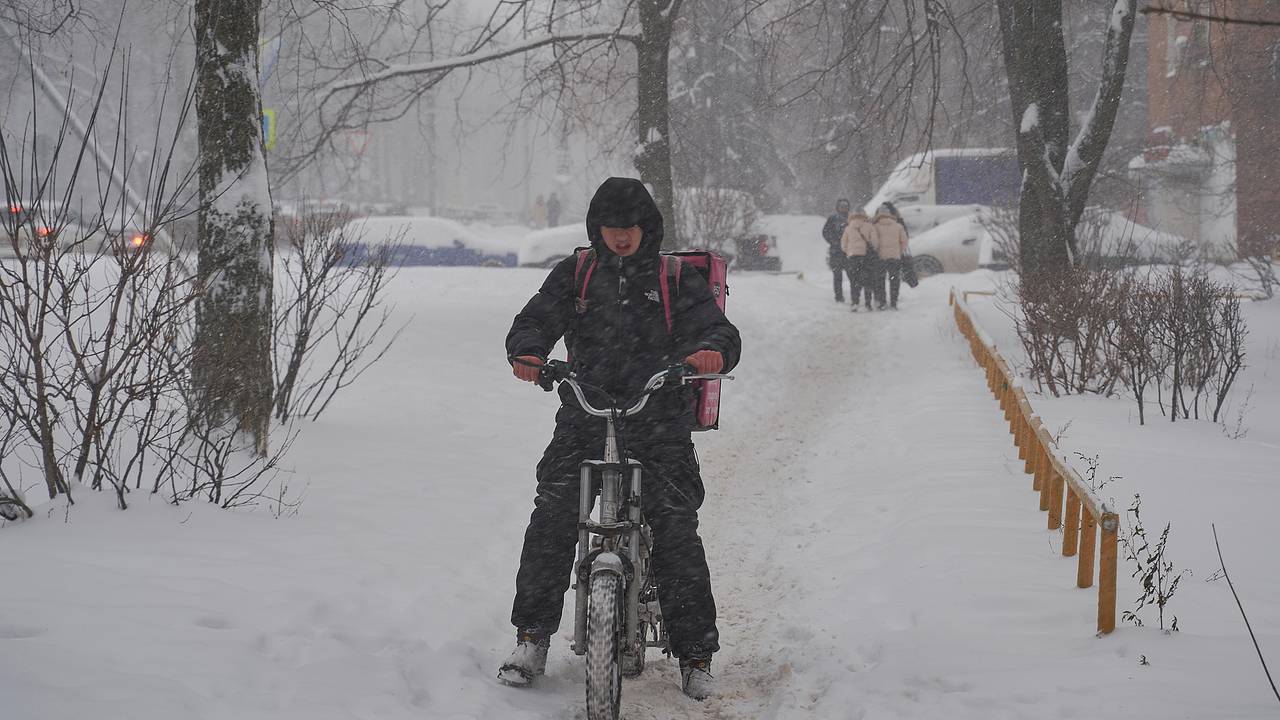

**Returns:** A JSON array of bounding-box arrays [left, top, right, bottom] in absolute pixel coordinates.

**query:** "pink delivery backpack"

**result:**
[[573, 248, 729, 431]]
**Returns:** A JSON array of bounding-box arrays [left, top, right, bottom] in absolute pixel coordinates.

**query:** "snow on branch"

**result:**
[[323, 25, 640, 100], [1062, 0, 1137, 218]]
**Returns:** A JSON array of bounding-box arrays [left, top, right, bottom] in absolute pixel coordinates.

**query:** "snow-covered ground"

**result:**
[[2, 222, 1277, 719]]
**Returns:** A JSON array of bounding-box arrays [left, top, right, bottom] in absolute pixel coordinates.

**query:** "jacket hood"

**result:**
[[585, 177, 664, 258], [873, 212, 896, 223]]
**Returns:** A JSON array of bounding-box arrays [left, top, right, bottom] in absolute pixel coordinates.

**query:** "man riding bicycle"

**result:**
[[502, 177, 741, 700]]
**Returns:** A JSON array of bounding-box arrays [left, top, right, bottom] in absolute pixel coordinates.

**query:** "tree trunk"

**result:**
[[193, 0, 275, 455], [998, 0, 1072, 281], [635, 0, 679, 249], [998, 0, 1138, 283]]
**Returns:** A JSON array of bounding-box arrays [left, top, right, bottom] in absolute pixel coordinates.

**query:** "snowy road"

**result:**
[[2, 234, 1276, 719]]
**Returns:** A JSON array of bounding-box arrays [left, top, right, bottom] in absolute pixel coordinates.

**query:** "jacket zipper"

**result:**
[[613, 255, 626, 392]]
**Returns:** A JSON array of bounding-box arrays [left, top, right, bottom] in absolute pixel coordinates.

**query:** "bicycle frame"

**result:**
[[542, 364, 730, 662]]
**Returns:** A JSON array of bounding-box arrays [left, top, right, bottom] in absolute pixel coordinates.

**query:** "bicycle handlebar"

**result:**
[[532, 358, 732, 419]]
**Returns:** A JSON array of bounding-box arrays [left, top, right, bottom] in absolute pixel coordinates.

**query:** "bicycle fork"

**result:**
[[572, 421, 644, 656]]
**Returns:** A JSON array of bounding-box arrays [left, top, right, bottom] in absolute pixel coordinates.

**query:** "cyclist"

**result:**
[[501, 177, 741, 700]]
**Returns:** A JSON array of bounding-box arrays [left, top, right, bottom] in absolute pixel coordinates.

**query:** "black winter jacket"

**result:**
[[506, 178, 741, 438], [823, 212, 848, 253]]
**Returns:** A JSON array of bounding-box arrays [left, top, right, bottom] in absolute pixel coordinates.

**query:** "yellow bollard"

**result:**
[[1063, 486, 1081, 557], [1078, 508, 1097, 589], [1047, 469, 1064, 530], [1098, 512, 1119, 634], [1038, 456, 1051, 510], [1023, 414, 1038, 473], [1032, 429, 1051, 491]]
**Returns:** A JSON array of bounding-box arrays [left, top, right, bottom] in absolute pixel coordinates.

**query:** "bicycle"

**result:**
[[535, 359, 732, 720]]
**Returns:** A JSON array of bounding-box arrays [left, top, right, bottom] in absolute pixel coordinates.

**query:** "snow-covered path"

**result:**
[[3, 236, 1276, 718]]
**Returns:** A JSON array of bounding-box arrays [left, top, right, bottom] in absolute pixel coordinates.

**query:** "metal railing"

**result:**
[[950, 288, 1119, 635]]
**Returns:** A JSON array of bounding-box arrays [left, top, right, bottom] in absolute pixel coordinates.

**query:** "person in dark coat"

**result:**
[[822, 198, 851, 302], [501, 177, 741, 701], [546, 192, 562, 227]]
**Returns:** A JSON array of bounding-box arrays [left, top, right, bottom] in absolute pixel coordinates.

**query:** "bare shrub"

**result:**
[[1148, 268, 1246, 423], [1110, 280, 1165, 424], [1008, 257, 1249, 429], [1009, 266, 1127, 396], [1229, 254, 1278, 300], [674, 188, 758, 256], [273, 211, 404, 423], [0, 56, 297, 514]]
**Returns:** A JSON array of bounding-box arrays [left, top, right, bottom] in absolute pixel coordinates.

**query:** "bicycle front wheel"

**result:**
[[585, 571, 623, 720]]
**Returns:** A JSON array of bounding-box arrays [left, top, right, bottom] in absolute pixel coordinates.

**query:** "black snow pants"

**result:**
[[828, 248, 847, 301], [846, 256, 870, 308], [883, 258, 902, 307], [867, 257, 887, 307], [510, 428, 720, 660]]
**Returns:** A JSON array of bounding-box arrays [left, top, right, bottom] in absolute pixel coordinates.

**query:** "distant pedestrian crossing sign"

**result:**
[[261, 108, 277, 151]]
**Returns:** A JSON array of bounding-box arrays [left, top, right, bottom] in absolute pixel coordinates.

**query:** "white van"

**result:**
[[864, 148, 1020, 234]]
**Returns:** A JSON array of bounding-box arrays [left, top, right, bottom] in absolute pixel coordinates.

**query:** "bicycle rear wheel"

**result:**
[[585, 572, 623, 720]]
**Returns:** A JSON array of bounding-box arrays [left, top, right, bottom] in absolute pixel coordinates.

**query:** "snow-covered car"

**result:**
[[975, 210, 1192, 271], [892, 203, 987, 237], [518, 224, 589, 267], [341, 215, 517, 267], [909, 214, 994, 276], [909, 208, 1191, 276]]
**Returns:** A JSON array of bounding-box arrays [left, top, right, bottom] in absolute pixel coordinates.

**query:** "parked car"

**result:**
[[518, 224, 588, 267], [909, 213, 994, 276], [891, 203, 987, 238], [730, 233, 782, 271], [340, 215, 517, 267], [910, 207, 1192, 277], [907, 208, 1189, 275]]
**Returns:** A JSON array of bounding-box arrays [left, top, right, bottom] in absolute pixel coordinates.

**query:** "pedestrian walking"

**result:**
[[822, 199, 851, 303], [871, 203, 910, 309], [840, 208, 876, 311], [546, 192, 562, 227]]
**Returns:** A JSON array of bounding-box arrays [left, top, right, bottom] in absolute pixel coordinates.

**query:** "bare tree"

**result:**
[[309, 0, 698, 241], [193, 0, 275, 456], [996, 0, 1139, 279]]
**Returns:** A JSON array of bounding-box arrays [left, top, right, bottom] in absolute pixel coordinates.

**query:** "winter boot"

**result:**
[[679, 656, 715, 700], [497, 629, 550, 686]]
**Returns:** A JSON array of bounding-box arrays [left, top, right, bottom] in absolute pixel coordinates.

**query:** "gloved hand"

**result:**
[[511, 355, 545, 383], [684, 349, 724, 375]]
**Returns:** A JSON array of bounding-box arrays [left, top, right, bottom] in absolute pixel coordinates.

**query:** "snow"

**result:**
[[1110, 0, 1132, 33], [1020, 103, 1039, 134], [346, 215, 518, 255], [2, 221, 1278, 719], [516, 223, 589, 267]]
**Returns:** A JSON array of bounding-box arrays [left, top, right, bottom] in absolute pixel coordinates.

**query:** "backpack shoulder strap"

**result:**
[[658, 254, 681, 335], [574, 248, 597, 302]]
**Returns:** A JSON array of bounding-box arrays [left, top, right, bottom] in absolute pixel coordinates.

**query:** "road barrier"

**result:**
[[950, 289, 1118, 635]]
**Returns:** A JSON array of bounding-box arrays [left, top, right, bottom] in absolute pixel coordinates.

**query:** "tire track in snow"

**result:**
[[604, 282, 887, 719]]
